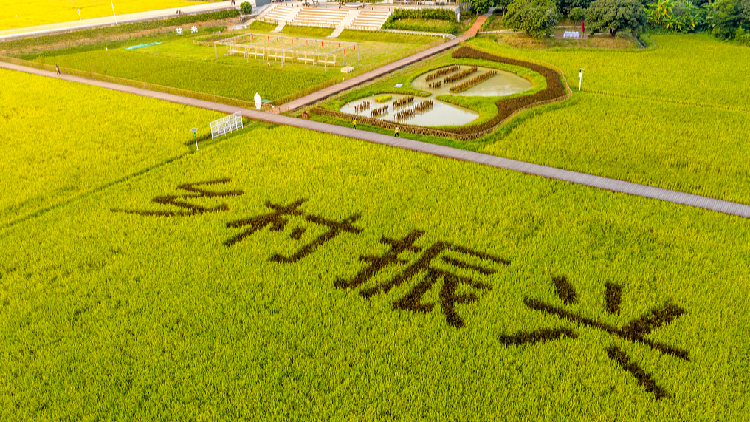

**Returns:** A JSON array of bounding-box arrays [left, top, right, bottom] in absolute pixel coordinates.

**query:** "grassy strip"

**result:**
[[18, 23, 439, 103]]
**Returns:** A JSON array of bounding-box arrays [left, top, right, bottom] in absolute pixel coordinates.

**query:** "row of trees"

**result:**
[[500, 0, 647, 37], [485, 0, 750, 42]]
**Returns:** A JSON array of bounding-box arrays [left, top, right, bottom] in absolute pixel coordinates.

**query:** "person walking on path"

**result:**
[[55, 64, 61, 75], [352, 118, 357, 130], [394, 126, 399, 137]]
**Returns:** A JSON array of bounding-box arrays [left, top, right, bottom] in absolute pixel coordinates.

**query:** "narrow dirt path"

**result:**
[[2, 60, 749, 219]]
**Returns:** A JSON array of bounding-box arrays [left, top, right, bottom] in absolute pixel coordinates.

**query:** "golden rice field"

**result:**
[[0, 0, 210, 31]]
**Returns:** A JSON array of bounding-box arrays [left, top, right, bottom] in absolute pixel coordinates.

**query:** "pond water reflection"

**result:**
[[339, 66, 533, 127]]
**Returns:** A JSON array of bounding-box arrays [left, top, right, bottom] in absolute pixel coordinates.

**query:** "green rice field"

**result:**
[[22, 27, 440, 103], [1, 68, 749, 421], [313, 34, 750, 205]]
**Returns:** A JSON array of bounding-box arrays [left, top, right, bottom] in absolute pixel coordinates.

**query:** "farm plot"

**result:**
[[316, 35, 750, 204], [24, 28, 441, 103], [0, 119, 749, 421], [0, 68, 225, 227], [461, 34, 750, 204], [0, 0, 210, 31], [470, 34, 750, 109]]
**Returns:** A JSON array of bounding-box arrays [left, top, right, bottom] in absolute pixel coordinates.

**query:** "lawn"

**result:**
[[0, 0, 210, 31], [0, 70, 749, 421], [23, 26, 442, 103]]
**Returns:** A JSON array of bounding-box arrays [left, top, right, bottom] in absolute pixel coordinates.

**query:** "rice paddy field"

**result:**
[[0, 0, 210, 31], [20, 26, 440, 103], [1, 62, 750, 421], [312, 33, 750, 205]]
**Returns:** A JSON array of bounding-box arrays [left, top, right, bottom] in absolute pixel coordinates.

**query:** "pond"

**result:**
[[339, 65, 533, 127]]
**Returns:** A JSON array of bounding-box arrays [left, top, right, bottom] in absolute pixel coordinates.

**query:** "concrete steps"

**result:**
[[328, 10, 359, 38], [347, 9, 391, 31]]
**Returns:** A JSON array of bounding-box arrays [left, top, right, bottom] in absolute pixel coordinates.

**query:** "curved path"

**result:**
[[2, 59, 749, 219]]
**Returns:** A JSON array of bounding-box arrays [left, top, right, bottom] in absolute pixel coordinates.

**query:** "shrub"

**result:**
[[472, 0, 494, 14], [382, 8, 457, 31], [585, 0, 647, 35], [570, 6, 587, 21], [707, 0, 750, 39], [241, 1, 253, 14], [502, 0, 560, 38], [560, 0, 593, 15]]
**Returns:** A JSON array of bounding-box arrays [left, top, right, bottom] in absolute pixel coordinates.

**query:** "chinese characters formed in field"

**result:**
[[500, 276, 688, 400], [335, 230, 509, 327], [112, 184, 689, 400], [110, 178, 244, 217], [221, 199, 509, 327], [224, 199, 362, 263]]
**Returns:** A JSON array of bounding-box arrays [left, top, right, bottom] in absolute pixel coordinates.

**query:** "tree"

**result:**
[[472, 0, 493, 14], [240, 1, 252, 15], [707, 0, 750, 38], [586, 0, 647, 35], [502, 0, 560, 38], [570, 6, 587, 21], [559, 0, 593, 15], [495, 0, 514, 15]]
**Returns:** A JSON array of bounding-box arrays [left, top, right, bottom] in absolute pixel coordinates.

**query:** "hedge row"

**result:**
[[382, 9, 456, 32], [310, 47, 570, 140], [387, 9, 456, 22]]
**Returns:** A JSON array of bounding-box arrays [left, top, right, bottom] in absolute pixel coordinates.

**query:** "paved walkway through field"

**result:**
[[0, 1, 237, 41], [278, 15, 487, 112], [2, 59, 749, 219]]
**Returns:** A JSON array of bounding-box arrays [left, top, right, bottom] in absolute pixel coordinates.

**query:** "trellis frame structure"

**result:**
[[210, 111, 243, 140], [213, 33, 359, 70]]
